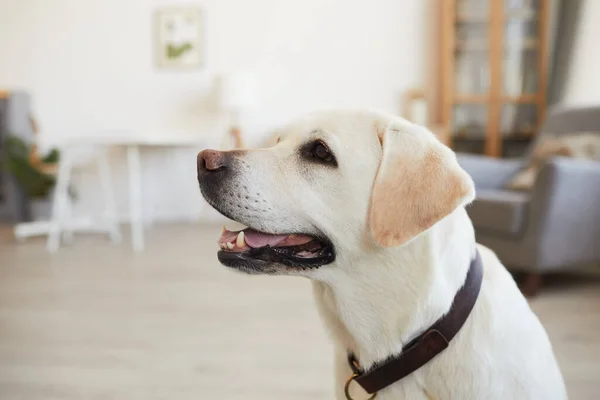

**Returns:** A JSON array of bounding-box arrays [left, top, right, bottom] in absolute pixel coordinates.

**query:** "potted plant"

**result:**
[[1, 134, 72, 220]]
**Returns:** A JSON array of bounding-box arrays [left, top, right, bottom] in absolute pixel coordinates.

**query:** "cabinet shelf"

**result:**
[[453, 133, 535, 141], [505, 8, 536, 20], [456, 14, 488, 23], [456, 8, 535, 22], [455, 38, 538, 52], [503, 95, 538, 103], [454, 95, 489, 103], [454, 94, 538, 104]]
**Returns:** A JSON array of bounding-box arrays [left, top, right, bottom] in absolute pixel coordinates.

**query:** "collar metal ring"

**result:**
[[344, 373, 377, 400]]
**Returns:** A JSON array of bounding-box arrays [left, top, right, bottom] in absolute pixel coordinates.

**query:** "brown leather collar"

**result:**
[[346, 251, 483, 396]]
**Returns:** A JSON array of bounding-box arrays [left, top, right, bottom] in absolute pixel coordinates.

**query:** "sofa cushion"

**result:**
[[468, 189, 530, 236], [505, 132, 600, 191]]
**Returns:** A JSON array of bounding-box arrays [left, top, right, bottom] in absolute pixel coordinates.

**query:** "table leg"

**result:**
[[127, 145, 144, 252], [97, 148, 122, 243], [47, 149, 73, 253]]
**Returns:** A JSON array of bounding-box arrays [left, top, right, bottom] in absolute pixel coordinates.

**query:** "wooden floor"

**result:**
[[0, 223, 599, 400]]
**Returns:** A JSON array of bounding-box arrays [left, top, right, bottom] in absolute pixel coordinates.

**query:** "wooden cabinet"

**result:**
[[438, 0, 549, 157]]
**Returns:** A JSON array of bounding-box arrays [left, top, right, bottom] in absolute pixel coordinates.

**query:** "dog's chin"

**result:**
[[217, 252, 280, 275], [217, 252, 294, 275]]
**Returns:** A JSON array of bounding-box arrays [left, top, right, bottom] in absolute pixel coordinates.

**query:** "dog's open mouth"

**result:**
[[216, 227, 335, 269]]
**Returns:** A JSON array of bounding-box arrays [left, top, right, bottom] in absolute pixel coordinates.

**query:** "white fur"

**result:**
[[208, 109, 567, 399]]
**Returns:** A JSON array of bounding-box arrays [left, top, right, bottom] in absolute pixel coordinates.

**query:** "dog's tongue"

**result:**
[[218, 227, 314, 249], [243, 229, 288, 248]]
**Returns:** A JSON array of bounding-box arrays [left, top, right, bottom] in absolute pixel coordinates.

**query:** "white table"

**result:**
[[116, 134, 212, 252], [46, 131, 223, 252]]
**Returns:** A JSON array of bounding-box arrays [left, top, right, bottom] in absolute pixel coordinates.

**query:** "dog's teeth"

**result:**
[[226, 242, 234, 250], [221, 225, 226, 234], [219, 243, 226, 249], [236, 231, 245, 248]]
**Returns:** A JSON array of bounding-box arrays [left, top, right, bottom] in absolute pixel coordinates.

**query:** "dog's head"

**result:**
[[197, 110, 474, 276]]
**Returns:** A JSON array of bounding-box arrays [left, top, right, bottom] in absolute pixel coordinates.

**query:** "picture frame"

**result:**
[[154, 7, 204, 69]]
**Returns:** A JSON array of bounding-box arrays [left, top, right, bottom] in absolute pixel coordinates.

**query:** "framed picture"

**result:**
[[154, 7, 203, 69]]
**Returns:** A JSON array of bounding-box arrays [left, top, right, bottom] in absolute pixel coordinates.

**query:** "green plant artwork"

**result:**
[[166, 42, 193, 59]]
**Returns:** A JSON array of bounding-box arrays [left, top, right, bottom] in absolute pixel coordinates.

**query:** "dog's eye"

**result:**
[[300, 139, 337, 167], [314, 142, 330, 160], [309, 140, 336, 164]]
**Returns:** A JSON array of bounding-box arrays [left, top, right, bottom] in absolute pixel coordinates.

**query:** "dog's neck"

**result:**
[[312, 208, 476, 370]]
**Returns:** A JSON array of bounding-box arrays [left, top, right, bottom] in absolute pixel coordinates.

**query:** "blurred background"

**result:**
[[0, 0, 599, 399]]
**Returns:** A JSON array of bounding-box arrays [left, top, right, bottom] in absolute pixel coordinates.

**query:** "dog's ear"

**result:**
[[368, 120, 475, 247]]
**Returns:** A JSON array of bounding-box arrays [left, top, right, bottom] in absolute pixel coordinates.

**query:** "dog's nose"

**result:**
[[198, 149, 226, 172]]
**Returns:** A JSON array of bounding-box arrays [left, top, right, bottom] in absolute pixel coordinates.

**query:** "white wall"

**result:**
[[562, 0, 600, 105], [0, 0, 427, 222]]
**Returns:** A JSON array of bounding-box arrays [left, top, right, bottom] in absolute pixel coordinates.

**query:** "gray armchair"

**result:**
[[458, 106, 600, 295]]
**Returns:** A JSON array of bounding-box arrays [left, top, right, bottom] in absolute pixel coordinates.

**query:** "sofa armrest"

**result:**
[[526, 157, 600, 268], [456, 153, 523, 190]]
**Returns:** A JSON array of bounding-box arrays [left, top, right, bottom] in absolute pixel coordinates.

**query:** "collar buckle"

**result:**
[[345, 373, 377, 400]]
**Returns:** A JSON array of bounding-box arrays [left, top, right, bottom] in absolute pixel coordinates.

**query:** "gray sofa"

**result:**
[[458, 106, 600, 295]]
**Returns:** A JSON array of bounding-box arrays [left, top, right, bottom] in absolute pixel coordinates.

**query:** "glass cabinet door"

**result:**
[[454, 0, 491, 98], [452, 0, 491, 154], [502, 0, 540, 132], [502, 0, 542, 156], [503, 0, 539, 96]]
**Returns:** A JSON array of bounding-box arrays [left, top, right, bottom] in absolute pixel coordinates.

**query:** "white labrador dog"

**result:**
[[197, 109, 566, 400]]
